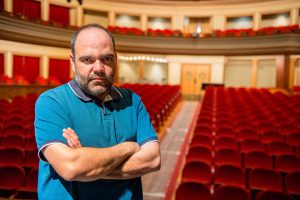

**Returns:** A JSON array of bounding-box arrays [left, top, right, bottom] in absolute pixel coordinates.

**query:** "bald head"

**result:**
[[70, 24, 116, 58]]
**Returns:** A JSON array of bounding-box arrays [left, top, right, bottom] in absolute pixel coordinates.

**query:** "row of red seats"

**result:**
[[0, 94, 37, 136], [181, 161, 300, 197], [0, 147, 38, 169], [0, 165, 37, 199], [121, 83, 181, 132], [108, 25, 300, 38], [0, 93, 42, 198], [0, 135, 36, 150], [194, 125, 300, 142], [191, 135, 300, 154], [0, 74, 63, 86], [213, 25, 299, 37], [175, 86, 300, 200], [187, 144, 300, 168], [176, 183, 296, 200]]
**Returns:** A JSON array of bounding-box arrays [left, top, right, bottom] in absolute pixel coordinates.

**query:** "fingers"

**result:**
[[68, 128, 82, 148], [62, 128, 82, 148]]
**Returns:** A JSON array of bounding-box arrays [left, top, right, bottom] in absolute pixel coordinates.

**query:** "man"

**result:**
[[34, 24, 161, 200]]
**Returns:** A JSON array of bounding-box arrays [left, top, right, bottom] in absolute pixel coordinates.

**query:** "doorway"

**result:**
[[181, 64, 211, 100]]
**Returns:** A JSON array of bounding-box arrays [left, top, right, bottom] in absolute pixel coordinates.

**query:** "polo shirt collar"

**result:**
[[68, 79, 122, 102]]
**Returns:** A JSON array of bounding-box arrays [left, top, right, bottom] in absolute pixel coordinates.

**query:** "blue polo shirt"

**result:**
[[34, 79, 158, 200]]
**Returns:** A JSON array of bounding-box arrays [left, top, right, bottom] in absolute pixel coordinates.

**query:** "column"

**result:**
[[290, 8, 299, 25], [4, 0, 13, 12], [139, 60, 144, 80], [252, 59, 258, 87], [276, 55, 290, 89], [4, 51, 13, 77], [40, 55, 49, 79], [288, 57, 297, 89], [172, 15, 185, 32], [253, 12, 261, 31], [167, 62, 181, 85], [297, 59, 300, 86], [69, 8, 76, 26], [212, 15, 225, 31], [41, 0, 49, 21], [108, 11, 115, 26], [140, 14, 147, 32], [76, 6, 83, 27]]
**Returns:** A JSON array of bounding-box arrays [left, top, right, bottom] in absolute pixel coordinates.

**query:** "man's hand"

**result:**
[[63, 128, 82, 148]]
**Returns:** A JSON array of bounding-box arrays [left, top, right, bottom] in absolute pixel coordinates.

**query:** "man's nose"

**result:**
[[93, 59, 105, 72]]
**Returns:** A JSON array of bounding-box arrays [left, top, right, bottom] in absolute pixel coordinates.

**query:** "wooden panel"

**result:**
[[0, 85, 52, 100], [181, 64, 210, 100]]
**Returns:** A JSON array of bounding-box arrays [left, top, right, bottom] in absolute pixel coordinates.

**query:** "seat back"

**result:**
[[213, 185, 251, 200], [249, 168, 283, 191], [176, 182, 212, 200], [255, 190, 294, 200]]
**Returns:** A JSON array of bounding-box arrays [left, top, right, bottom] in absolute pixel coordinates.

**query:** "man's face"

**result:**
[[70, 28, 116, 98]]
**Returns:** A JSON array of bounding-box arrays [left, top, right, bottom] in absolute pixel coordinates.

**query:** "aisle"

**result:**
[[142, 101, 199, 200]]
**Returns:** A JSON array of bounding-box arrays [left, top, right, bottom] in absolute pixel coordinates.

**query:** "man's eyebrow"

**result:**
[[100, 53, 115, 57], [78, 55, 93, 60]]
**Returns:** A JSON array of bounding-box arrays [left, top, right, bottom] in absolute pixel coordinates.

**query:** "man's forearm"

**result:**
[[61, 128, 160, 180], [43, 141, 140, 182], [102, 142, 161, 180]]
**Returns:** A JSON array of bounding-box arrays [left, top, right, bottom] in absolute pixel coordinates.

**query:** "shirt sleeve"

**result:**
[[34, 92, 70, 161], [134, 93, 158, 146]]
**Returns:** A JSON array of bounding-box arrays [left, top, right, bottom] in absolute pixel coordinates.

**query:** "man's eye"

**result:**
[[83, 58, 92, 63], [102, 56, 115, 64]]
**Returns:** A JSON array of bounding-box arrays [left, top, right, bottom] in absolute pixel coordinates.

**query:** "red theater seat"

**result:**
[[214, 164, 246, 188], [0, 165, 26, 196], [181, 161, 212, 184], [285, 172, 300, 196], [260, 130, 283, 144], [267, 141, 292, 156], [215, 137, 238, 150], [244, 151, 273, 170], [275, 154, 300, 173], [0, 134, 25, 148], [0, 147, 25, 165], [23, 149, 39, 168], [255, 190, 294, 200], [240, 139, 265, 153], [249, 168, 283, 191], [16, 167, 38, 198], [175, 182, 212, 200], [186, 146, 212, 164], [237, 129, 258, 141], [213, 185, 251, 200], [189, 135, 212, 149], [215, 148, 242, 167]]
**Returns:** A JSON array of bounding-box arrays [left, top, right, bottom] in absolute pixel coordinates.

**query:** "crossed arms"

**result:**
[[42, 128, 161, 182]]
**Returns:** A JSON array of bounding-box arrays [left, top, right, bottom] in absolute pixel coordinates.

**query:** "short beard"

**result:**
[[75, 71, 114, 98]]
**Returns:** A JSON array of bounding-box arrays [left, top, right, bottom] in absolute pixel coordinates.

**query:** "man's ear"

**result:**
[[70, 54, 75, 72]]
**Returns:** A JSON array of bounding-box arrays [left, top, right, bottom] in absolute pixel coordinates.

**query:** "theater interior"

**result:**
[[0, 0, 300, 199]]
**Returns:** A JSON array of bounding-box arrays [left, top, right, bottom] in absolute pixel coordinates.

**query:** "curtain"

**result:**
[[23, 0, 40, 19], [49, 59, 70, 84], [13, 0, 23, 14], [0, 0, 4, 10], [13, 55, 39, 84], [49, 4, 70, 26], [13, 0, 40, 19], [26, 56, 39, 83], [0, 54, 4, 75]]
